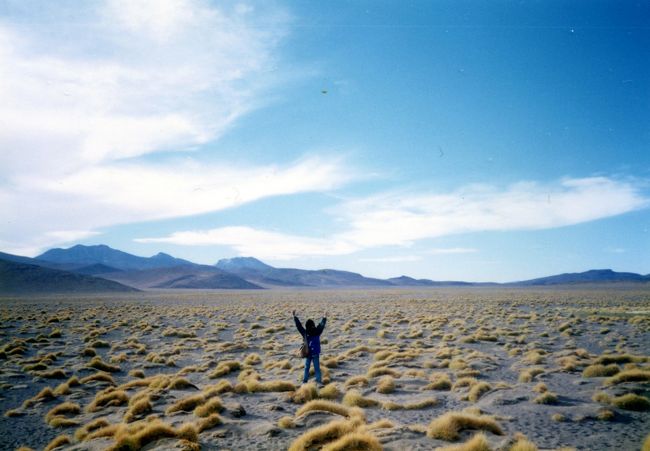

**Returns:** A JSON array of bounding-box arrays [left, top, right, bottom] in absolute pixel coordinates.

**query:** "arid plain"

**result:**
[[1, 288, 649, 451]]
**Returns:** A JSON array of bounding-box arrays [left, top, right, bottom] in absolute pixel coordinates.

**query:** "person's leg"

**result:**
[[313, 354, 322, 384], [303, 356, 312, 383]]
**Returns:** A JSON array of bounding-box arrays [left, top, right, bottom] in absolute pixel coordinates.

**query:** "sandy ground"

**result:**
[[0, 288, 649, 451]]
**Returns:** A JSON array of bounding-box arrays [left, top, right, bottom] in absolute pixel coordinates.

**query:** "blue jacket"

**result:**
[[294, 316, 326, 356]]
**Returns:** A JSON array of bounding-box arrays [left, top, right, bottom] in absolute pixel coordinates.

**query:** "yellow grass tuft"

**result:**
[[611, 393, 650, 411], [319, 382, 342, 400], [197, 413, 223, 432], [278, 416, 296, 428], [87, 356, 120, 372], [166, 393, 205, 414], [533, 391, 558, 404], [75, 417, 110, 441], [44, 434, 72, 451], [296, 400, 352, 418], [288, 418, 359, 451], [437, 433, 492, 451], [124, 397, 152, 422], [468, 382, 491, 402], [208, 360, 241, 378], [509, 436, 538, 451], [604, 369, 650, 386], [376, 375, 396, 394], [194, 396, 224, 417], [344, 375, 369, 388], [321, 430, 383, 451], [45, 402, 80, 424], [87, 389, 128, 412], [80, 372, 115, 385], [342, 389, 381, 408], [292, 382, 320, 404], [582, 364, 620, 378], [427, 412, 503, 441]]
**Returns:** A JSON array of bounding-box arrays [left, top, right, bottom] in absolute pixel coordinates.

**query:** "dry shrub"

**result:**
[[75, 418, 110, 441], [611, 393, 650, 411], [604, 369, 650, 386], [166, 394, 205, 414], [518, 368, 543, 383], [288, 418, 360, 451], [278, 416, 296, 428], [296, 400, 352, 418], [292, 382, 319, 404], [376, 375, 395, 394], [321, 430, 382, 451], [45, 402, 80, 424], [509, 436, 538, 451], [168, 377, 197, 390], [344, 375, 369, 388], [423, 372, 452, 390], [197, 413, 223, 432], [209, 360, 241, 378], [87, 356, 120, 372], [468, 382, 491, 402], [320, 383, 342, 400], [194, 397, 224, 417], [594, 354, 645, 365], [427, 412, 503, 441], [437, 433, 492, 451], [382, 398, 437, 410], [367, 367, 401, 378], [80, 372, 115, 385], [342, 389, 380, 408], [87, 389, 128, 412], [582, 364, 620, 378], [124, 397, 152, 422], [203, 379, 233, 396], [533, 391, 558, 405], [44, 434, 71, 451]]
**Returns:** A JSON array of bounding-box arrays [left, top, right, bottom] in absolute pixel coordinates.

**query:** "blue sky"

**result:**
[[1, 0, 648, 282]]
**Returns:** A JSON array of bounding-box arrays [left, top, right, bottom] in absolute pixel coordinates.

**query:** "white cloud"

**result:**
[[135, 176, 648, 259], [136, 226, 358, 260], [359, 256, 421, 263], [337, 177, 648, 248], [426, 248, 478, 255], [0, 1, 357, 255]]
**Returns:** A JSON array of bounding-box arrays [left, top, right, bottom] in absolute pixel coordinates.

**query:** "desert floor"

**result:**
[[1, 288, 649, 451]]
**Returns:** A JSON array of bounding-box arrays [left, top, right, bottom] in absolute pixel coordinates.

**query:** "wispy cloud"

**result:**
[[136, 176, 649, 259], [426, 248, 478, 255], [359, 255, 422, 263], [0, 1, 357, 255], [336, 177, 648, 248], [135, 226, 358, 260]]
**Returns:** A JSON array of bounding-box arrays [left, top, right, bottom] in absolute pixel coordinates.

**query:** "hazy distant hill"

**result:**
[[101, 264, 262, 290], [37, 244, 194, 271], [510, 269, 650, 286], [387, 275, 475, 286], [215, 257, 394, 287], [0, 258, 137, 294]]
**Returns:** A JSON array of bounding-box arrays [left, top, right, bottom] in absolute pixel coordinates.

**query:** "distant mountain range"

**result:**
[[0, 244, 648, 294]]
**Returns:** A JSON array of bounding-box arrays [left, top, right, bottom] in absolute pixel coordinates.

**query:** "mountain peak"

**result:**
[[215, 256, 273, 272]]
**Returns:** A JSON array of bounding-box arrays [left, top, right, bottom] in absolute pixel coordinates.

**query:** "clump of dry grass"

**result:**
[[295, 400, 355, 418], [423, 372, 452, 391], [582, 364, 620, 378], [128, 369, 146, 378], [209, 360, 241, 378], [292, 382, 319, 404], [197, 413, 223, 433], [278, 416, 296, 428], [168, 377, 198, 390], [436, 433, 492, 451], [86, 389, 128, 412], [376, 375, 396, 394], [321, 430, 382, 451], [382, 398, 437, 410], [427, 411, 503, 441], [166, 393, 205, 414], [194, 397, 224, 417], [87, 356, 120, 372], [344, 375, 369, 388], [533, 391, 558, 404], [80, 372, 115, 385], [74, 417, 110, 441], [604, 369, 650, 386], [518, 368, 544, 383], [468, 382, 491, 402], [319, 383, 341, 400], [509, 436, 538, 451], [594, 354, 645, 365], [124, 396, 152, 422], [45, 402, 80, 425], [287, 418, 362, 451], [342, 389, 381, 408], [611, 393, 650, 411], [44, 434, 71, 451], [367, 366, 401, 378]]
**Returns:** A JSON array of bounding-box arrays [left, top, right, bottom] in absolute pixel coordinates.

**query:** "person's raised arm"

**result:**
[[316, 314, 327, 335], [293, 311, 305, 336]]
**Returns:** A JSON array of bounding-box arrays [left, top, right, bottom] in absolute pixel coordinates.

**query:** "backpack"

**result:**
[[299, 331, 310, 358]]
